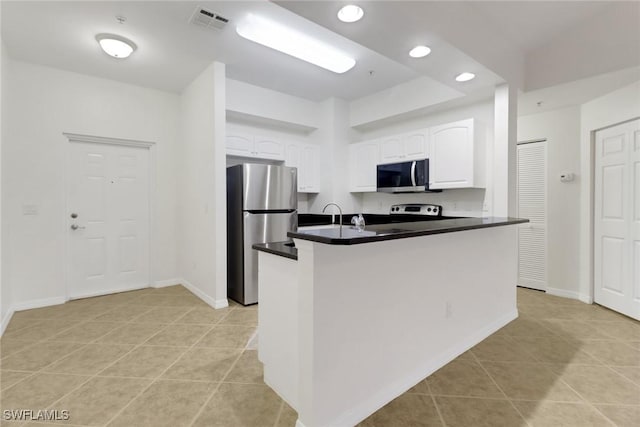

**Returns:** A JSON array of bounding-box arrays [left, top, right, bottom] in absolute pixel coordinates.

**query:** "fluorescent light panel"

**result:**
[[236, 14, 356, 74]]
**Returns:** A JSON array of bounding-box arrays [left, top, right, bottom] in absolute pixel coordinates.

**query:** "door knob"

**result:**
[[70, 224, 86, 230], [70, 213, 78, 219]]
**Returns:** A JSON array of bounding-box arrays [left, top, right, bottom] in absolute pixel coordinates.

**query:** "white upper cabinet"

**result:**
[[429, 118, 485, 189], [379, 130, 428, 164], [301, 144, 320, 193], [285, 141, 320, 193], [255, 137, 285, 160], [226, 132, 285, 161], [349, 140, 380, 192], [226, 134, 255, 157]]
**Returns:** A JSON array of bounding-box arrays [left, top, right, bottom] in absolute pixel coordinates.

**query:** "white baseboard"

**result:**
[[0, 308, 15, 336], [329, 309, 518, 427], [1, 296, 68, 337], [546, 287, 582, 302], [69, 284, 148, 300], [12, 296, 67, 311], [579, 293, 593, 304], [180, 278, 228, 310], [153, 278, 183, 288]]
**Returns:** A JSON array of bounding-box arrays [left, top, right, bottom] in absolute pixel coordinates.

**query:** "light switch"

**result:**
[[22, 204, 39, 215]]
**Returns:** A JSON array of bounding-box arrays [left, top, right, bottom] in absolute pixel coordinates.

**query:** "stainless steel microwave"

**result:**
[[376, 159, 442, 193]]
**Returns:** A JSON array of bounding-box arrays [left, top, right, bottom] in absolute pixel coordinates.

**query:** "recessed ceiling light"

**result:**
[[455, 72, 476, 82], [337, 5, 364, 23], [236, 14, 356, 74], [96, 34, 136, 59], [409, 45, 431, 58]]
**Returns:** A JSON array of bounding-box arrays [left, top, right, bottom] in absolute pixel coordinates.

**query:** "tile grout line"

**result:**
[[469, 347, 535, 427], [11, 294, 202, 423], [2, 296, 169, 424], [424, 376, 447, 427], [39, 319, 180, 421], [186, 320, 258, 427], [101, 303, 236, 427], [272, 401, 286, 427]]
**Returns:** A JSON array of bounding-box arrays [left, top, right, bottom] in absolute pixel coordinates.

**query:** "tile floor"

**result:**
[[0, 286, 638, 426]]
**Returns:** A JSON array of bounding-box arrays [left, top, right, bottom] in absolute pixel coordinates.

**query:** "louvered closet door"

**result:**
[[517, 141, 547, 291]]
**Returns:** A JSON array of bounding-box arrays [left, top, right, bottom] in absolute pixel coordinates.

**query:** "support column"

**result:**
[[493, 84, 518, 217]]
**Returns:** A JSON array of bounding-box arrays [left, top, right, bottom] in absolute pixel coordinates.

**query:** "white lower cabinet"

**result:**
[[226, 133, 285, 161], [429, 118, 485, 189], [349, 141, 379, 192], [285, 142, 320, 193]]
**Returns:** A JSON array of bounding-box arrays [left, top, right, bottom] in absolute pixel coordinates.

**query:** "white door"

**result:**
[[68, 141, 150, 299], [516, 141, 547, 291], [594, 119, 640, 320]]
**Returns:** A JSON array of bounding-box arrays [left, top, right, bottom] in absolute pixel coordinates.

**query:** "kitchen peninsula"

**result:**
[[254, 217, 528, 427]]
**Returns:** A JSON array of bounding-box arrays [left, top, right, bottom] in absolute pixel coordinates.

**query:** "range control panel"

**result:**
[[389, 203, 442, 216]]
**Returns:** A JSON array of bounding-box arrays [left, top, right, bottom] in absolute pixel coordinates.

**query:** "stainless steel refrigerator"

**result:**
[[226, 164, 297, 305]]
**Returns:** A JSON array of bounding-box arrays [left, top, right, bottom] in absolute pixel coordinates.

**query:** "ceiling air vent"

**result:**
[[189, 6, 229, 30]]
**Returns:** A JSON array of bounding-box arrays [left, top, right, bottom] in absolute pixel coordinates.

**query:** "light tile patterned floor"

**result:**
[[1, 286, 638, 426]]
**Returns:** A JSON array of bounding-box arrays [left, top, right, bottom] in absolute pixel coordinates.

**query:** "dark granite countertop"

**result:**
[[288, 217, 529, 245], [252, 241, 298, 260]]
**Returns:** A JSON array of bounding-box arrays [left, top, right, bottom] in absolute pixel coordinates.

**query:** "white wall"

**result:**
[[307, 98, 362, 214], [177, 62, 228, 309], [518, 106, 581, 297], [226, 78, 320, 130], [357, 101, 495, 217], [579, 80, 640, 302], [349, 77, 463, 128], [2, 58, 180, 311], [0, 35, 10, 331]]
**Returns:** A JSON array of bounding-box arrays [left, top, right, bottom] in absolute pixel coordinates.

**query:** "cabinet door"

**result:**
[[349, 141, 379, 192], [285, 143, 304, 192], [300, 145, 320, 193], [379, 136, 404, 163], [226, 134, 255, 157], [429, 119, 474, 189], [255, 137, 285, 160], [403, 130, 428, 160]]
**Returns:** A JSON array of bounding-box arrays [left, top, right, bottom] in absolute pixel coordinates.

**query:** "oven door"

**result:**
[[377, 160, 427, 193]]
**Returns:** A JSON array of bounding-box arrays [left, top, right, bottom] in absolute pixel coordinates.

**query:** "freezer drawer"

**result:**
[[228, 211, 297, 305]]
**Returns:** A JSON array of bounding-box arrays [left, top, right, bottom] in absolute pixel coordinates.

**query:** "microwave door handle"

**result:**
[[410, 161, 417, 187]]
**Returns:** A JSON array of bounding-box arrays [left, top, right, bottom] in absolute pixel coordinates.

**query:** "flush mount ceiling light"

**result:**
[[409, 45, 431, 58], [96, 34, 136, 59], [455, 72, 476, 82], [236, 14, 356, 74], [337, 5, 364, 23]]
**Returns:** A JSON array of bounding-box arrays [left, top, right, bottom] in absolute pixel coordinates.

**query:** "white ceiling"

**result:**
[[0, 0, 426, 100], [468, 1, 613, 52], [1, 1, 637, 104]]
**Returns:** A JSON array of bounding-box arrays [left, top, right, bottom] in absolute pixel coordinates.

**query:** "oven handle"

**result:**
[[410, 161, 417, 187]]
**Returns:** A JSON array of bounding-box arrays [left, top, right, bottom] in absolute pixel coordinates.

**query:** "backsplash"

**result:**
[[361, 188, 488, 217]]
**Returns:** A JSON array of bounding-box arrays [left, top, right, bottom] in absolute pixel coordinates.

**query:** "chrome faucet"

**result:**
[[322, 203, 343, 236]]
